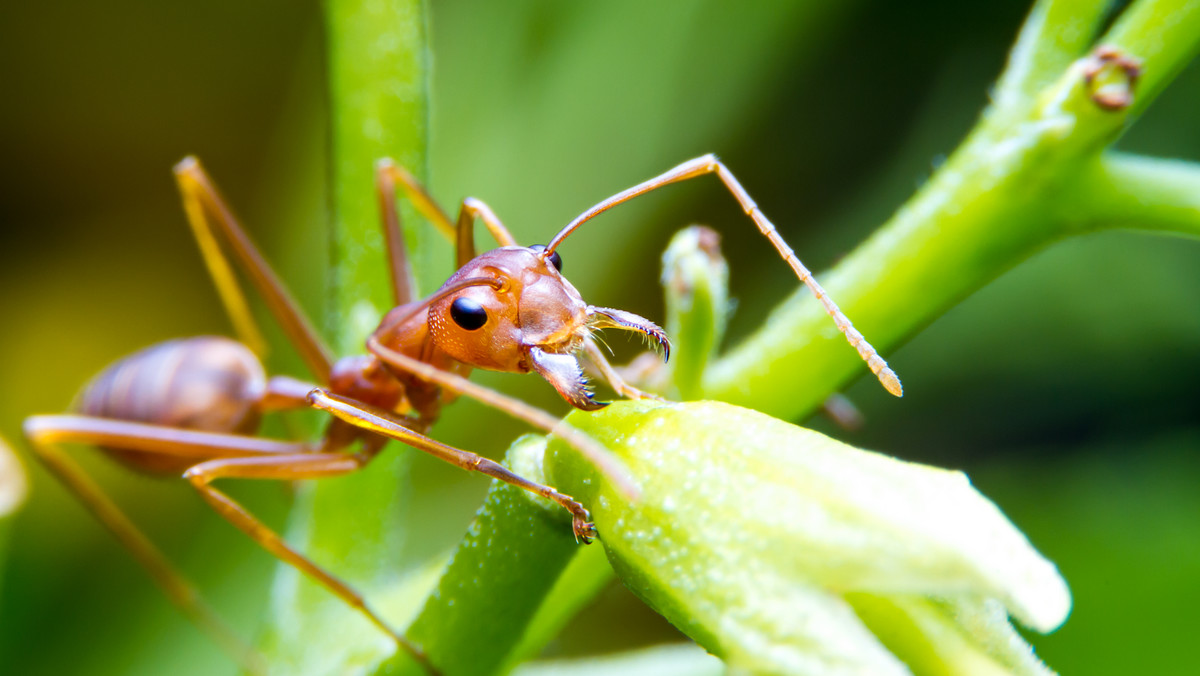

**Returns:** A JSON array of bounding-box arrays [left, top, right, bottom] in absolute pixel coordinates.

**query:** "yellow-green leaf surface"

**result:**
[[546, 400, 1069, 675]]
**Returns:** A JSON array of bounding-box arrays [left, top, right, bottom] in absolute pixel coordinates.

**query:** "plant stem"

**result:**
[[991, 0, 1111, 117], [311, 0, 432, 584], [325, 0, 439, 331], [379, 437, 590, 676], [1104, 0, 1200, 118], [1067, 153, 1200, 238], [265, 0, 433, 663]]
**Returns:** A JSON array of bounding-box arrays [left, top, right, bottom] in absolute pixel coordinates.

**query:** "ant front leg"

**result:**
[[375, 159, 459, 306], [374, 161, 518, 274], [453, 197, 517, 268], [307, 390, 599, 543], [365, 337, 638, 499]]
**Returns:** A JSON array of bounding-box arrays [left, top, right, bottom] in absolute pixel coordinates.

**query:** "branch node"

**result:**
[[1082, 45, 1142, 111]]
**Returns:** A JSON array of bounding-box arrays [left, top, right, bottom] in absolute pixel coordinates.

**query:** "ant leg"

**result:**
[[375, 159, 518, 269], [173, 157, 334, 380], [306, 390, 598, 544], [453, 197, 517, 268], [171, 158, 265, 358], [375, 159, 456, 305], [365, 337, 639, 499], [375, 161, 416, 306], [546, 155, 902, 397], [260, 374, 324, 412], [579, 337, 664, 402], [22, 416, 316, 675], [23, 414, 433, 673], [182, 446, 434, 673], [375, 159, 457, 242]]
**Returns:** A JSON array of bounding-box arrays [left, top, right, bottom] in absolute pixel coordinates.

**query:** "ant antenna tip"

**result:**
[[880, 371, 903, 397]]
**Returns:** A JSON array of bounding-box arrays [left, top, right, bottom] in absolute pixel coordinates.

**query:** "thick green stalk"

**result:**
[[378, 437, 602, 676], [264, 0, 435, 668], [315, 0, 431, 584], [324, 0, 440, 322], [702, 0, 1200, 420]]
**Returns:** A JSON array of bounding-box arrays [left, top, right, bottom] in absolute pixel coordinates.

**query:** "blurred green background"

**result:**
[[1, 1, 1197, 674]]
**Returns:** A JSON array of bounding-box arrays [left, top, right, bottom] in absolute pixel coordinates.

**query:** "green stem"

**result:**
[[1103, 0, 1200, 119], [1067, 153, 1200, 238], [378, 437, 601, 676], [264, 0, 434, 666], [991, 0, 1111, 117], [325, 0, 439, 326], [702, 0, 1200, 420], [315, 0, 431, 584]]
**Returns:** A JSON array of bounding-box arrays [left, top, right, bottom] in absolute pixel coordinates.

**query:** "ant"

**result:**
[[23, 153, 901, 673]]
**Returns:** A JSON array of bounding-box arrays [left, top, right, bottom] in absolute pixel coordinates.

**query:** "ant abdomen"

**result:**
[[75, 336, 266, 473]]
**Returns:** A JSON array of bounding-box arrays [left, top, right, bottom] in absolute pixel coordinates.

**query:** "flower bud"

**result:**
[[546, 400, 1069, 675], [661, 226, 730, 400]]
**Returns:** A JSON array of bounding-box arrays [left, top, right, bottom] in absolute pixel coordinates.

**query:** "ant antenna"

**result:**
[[542, 155, 902, 396]]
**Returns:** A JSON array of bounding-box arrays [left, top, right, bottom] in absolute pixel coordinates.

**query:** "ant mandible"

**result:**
[[23, 154, 901, 673]]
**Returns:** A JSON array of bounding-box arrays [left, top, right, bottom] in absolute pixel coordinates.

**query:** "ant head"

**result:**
[[427, 246, 586, 371], [425, 246, 667, 410]]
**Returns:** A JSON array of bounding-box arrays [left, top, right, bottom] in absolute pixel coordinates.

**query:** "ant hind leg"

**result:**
[[20, 415, 313, 675], [181, 446, 435, 672]]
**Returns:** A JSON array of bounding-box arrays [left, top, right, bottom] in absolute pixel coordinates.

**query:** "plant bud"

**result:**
[[545, 400, 1069, 676], [661, 226, 730, 400]]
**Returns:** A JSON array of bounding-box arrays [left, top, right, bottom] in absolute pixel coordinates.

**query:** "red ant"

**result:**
[[23, 154, 900, 672]]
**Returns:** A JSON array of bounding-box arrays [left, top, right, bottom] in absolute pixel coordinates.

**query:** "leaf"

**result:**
[[545, 400, 1069, 675]]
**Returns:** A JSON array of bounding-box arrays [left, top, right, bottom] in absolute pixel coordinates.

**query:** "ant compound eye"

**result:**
[[450, 297, 488, 331], [530, 244, 563, 272]]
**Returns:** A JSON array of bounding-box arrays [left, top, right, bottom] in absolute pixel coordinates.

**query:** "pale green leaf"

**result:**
[[545, 400, 1069, 675]]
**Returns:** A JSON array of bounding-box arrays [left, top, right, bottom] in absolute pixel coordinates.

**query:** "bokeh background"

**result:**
[[1, 1, 1198, 674]]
